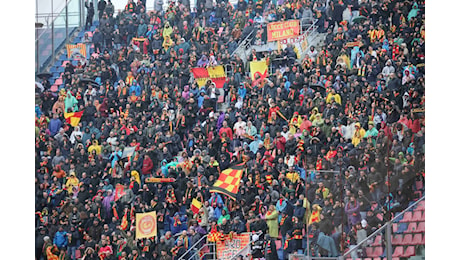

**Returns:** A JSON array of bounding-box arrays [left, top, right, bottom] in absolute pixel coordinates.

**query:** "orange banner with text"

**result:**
[[267, 20, 300, 42]]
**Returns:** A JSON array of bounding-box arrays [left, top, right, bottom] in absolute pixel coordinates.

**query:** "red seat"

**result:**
[[412, 233, 424, 245], [365, 247, 374, 257], [392, 223, 399, 233], [392, 234, 403, 245], [414, 201, 425, 211], [392, 246, 404, 257], [404, 222, 418, 233], [371, 235, 382, 247], [400, 211, 413, 222], [412, 211, 423, 222], [401, 234, 413, 245], [415, 222, 425, 233], [421, 211, 425, 221], [371, 247, 383, 258], [402, 246, 416, 258]]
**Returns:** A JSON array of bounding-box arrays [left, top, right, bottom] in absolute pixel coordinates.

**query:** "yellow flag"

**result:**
[[249, 60, 268, 81], [136, 211, 157, 239]]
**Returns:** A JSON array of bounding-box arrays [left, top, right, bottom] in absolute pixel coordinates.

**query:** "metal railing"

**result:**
[[177, 233, 209, 260], [35, 0, 86, 73], [342, 195, 425, 260]]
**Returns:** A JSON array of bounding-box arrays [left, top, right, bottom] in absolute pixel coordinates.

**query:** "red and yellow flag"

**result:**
[[120, 208, 129, 231], [114, 184, 126, 201], [191, 65, 227, 88], [135, 211, 157, 240], [66, 43, 87, 59], [209, 163, 245, 200], [64, 110, 84, 127], [191, 198, 202, 214]]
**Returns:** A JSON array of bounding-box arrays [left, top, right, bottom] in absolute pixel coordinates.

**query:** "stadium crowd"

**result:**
[[35, 0, 425, 259]]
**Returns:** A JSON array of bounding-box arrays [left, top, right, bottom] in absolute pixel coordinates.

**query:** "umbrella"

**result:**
[[35, 81, 45, 92], [352, 15, 367, 24], [80, 78, 100, 87], [309, 84, 326, 96], [36, 72, 52, 80]]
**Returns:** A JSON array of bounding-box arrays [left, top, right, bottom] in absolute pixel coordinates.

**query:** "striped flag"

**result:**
[[64, 110, 84, 127], [66, 43, 87, 59], [191, 198, 203, 214], [209, 163, 245, 200]]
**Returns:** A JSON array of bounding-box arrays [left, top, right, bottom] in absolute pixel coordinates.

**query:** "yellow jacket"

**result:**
[[65, 175, 79, 194], [88, 140, 102, 155], [352, 122, 366, 147]]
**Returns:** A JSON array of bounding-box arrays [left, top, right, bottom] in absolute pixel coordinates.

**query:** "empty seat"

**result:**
[[392, 223, 399, 233], [404, 222, 417, 233], [392, 234, 403, 245], [412, 211, 423, 222], [401, 246, 416, 258], [400, 211, 413, 222], [401, 234, 413, 245], [412, 233, 424, 245], [370, 246, 383, 258], [365, 247, 374, 257], [414, 222, 425, 233], [371, 235, 382, 247], [414, 201, 425, 211], [392, 246, 404, 258]]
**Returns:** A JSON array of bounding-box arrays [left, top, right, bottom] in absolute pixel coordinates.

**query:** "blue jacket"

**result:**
[[129, 84, 141, 96], [169, 215, 188, 235], [53, 230, 68, 248], [238, 86, 247, 100], [49, 118, 62, 136]]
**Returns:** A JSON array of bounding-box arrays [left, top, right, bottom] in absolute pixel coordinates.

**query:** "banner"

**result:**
[[209, 163, 245, 200], [250, 60, 268, 81], [215, 233, 251, 260], [64, 110, 84, 127], [135, 211, 157, 239], [267, 20, 300, 42], [66, 43, 87, 59], [145, 177, 176, 183], [122, 146, 136, 159], [191, 65, 227, 88]]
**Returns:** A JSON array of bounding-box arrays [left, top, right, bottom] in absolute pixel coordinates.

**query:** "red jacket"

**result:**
[[142, 156, 154, 175]]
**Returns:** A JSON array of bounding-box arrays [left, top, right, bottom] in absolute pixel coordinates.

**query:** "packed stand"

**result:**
[[35, 0, 425, 259]]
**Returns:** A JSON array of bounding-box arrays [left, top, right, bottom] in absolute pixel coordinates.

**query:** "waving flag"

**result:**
[[209, 163, 245, 200], [64, 110, 84, 127], [191, 198, 203, 214]]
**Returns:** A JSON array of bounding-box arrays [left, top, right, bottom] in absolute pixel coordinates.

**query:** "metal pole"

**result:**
[[36, 29, 39, 73], [66, 0, 69, 43], [51, 0, 55, 62], [386, 222, 392, 260]]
